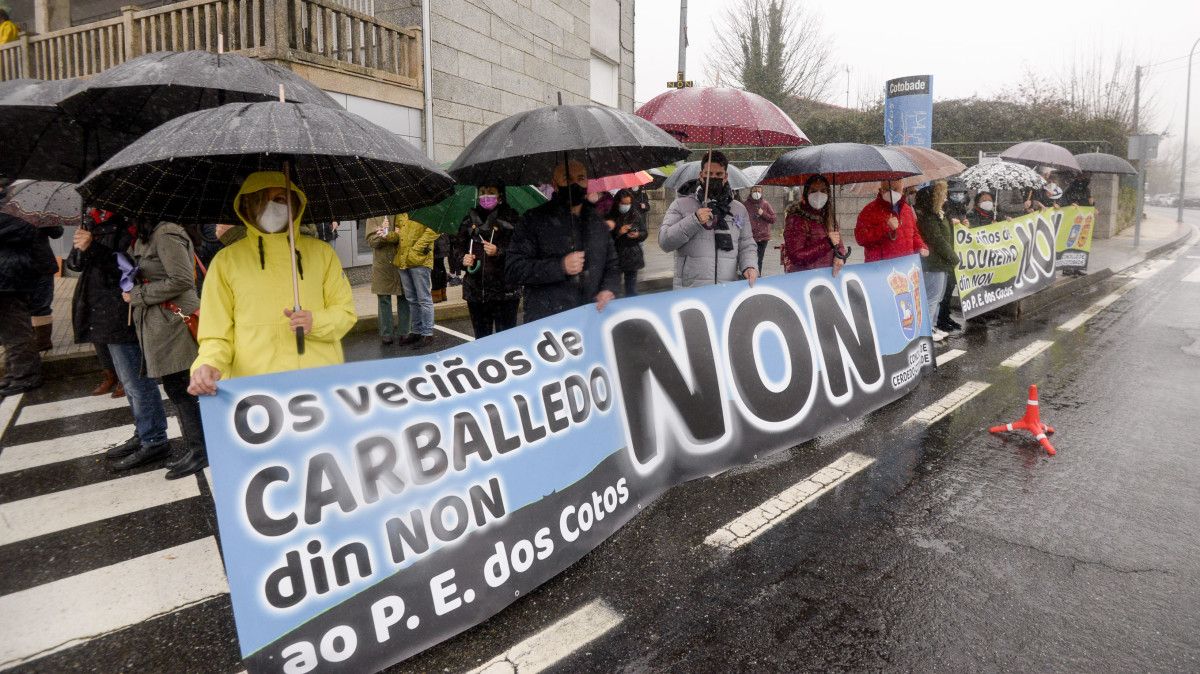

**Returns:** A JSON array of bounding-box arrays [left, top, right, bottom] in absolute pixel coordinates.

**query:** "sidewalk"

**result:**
[[12, 212, 1193, 372]]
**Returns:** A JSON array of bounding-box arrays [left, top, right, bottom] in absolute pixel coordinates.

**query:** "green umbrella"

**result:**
[[409, 184, 547, 233]]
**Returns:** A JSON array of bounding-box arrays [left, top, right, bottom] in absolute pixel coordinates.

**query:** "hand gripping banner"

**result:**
[[200, 256, 935, 673]]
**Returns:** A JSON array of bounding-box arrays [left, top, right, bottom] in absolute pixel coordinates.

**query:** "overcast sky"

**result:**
[[634, 0, 1200, 150]]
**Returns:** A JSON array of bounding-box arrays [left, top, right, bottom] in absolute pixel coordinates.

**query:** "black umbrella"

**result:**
[[59, 50, 339, 137], [78, 101, 455, 224], [0, 79, 142, 182], [760, 142, 921, 186], [1073, 152, 1137, 175], [448, 103, 689, 185]]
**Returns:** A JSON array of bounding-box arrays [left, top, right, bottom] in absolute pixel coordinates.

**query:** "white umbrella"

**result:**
[[959, 160, 1047, 192], [740, 164, 771, 186], [663, 161, 753, 191]]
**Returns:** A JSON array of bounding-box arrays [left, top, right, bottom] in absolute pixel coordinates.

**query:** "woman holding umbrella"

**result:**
[[188, 172, 356, 395], [453, 185, 522, 338], [782, 175, 848, 276]]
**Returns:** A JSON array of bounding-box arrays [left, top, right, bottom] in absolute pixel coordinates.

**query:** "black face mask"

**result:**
[[695, 178, 728, 204], [555, 183, 588, 204]]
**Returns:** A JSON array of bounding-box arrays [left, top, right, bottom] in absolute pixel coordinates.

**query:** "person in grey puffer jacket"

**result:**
[[659, 151, 759, 289]]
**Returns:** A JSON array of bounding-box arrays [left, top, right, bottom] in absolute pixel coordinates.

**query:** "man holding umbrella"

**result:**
[[659, 151, 759, 288], [506, 160, 620, 322]]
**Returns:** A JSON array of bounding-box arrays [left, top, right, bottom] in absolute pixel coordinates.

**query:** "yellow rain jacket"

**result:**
[[192, 172, 356, 379], [386, 213, 439, 269]]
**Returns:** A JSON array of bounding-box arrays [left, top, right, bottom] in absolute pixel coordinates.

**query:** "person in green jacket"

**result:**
[[383, 213, 439, 349], [914, 181, 960, 341]]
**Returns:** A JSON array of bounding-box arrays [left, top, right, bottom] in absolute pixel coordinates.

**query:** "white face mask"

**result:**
[[1046, 184, 1063, 199], [257, 200, 291, 233], [618, 204, 631, 214], [750, 191, 762, 201], [807, 192, 828, 210], [978, 201, 994, 212], [887, 190, 903, 204]]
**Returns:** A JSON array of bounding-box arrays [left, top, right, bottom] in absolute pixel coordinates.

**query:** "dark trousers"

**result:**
[[756, 239, 769, 273], [95, 342, 115, 371], [939, 275, 956, 323], [161, 370, 206, 454], [0, 293, 41, 386], [623, 271, 639, 297], [468, 299, 520, 339]]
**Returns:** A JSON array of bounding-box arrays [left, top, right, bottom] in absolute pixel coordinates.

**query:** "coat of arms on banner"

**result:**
[[889, 268, 919, 341]]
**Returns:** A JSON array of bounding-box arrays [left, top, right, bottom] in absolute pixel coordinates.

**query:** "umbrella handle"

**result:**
[[296, 326, 305, 355]]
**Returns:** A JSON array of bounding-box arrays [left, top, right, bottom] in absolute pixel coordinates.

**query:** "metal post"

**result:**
[[421, 0, 435, 160], [1135, 138, 1146, 247], [677, 0, 688, 80], [1180, 38, 1199, 224]]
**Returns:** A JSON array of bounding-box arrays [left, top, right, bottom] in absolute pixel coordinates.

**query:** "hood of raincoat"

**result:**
[[233, 171, 309, 231]]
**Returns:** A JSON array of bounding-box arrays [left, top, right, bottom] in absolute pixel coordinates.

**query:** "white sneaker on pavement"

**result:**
[[932, 328, 947, 342]]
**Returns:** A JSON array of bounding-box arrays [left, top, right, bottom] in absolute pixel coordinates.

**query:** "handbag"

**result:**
[[159, 253, 207, 341]]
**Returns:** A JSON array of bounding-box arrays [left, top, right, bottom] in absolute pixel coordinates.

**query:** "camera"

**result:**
[[712, 218, 734, 251]]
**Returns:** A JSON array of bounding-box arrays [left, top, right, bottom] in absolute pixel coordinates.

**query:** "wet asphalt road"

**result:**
[[2, 218, 1198, 673]]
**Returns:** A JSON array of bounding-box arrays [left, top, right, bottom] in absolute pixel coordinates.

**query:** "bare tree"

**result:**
[[708, 0, 836, 107], [1003, 43, 1153, 131]]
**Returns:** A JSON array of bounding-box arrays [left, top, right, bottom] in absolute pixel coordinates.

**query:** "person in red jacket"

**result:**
[[782, 174, 849, 275], [855, 179, 929, 262]]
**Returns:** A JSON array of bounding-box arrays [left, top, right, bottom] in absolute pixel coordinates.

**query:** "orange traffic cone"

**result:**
[[989, 384, 1056, 455]]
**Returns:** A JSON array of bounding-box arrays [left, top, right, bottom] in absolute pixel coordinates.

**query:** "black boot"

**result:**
[[110, 441, 170, 471], [105, 435, 142, 460], [164, 447, 208, 480]]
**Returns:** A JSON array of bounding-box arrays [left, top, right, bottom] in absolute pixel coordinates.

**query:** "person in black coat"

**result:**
[[0, 181, 44, 395], [453, 186, 522, 338], [506, 160, 620, 323], [66, 209, 176, 461], [606, 189, 647, 297]]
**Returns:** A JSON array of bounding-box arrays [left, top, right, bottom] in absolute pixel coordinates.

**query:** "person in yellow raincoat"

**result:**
[[0, 9, 20, 45], [188, 172, 356, 395], [384, 213, 439, 349]]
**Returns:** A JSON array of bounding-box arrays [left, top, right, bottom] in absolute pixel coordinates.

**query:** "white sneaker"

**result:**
[[932, 328, 947, 342]]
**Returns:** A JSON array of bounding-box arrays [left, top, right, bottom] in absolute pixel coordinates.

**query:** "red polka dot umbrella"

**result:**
[[635, 86, 810, 148]]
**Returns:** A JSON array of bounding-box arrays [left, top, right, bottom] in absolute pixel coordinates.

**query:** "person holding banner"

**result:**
[[967, 191, 999, 227], [188, 172, 356, 395], [454, 186, 522, 337], [659, 151, 759, 288], [506, 160, 620, 322], [855, 179, 929, 262], [914, 182, 960, 340], [782, 174, 848, 275]]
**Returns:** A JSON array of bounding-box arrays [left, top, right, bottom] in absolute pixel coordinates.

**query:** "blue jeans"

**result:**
[[377, 295, 410, 337], [107, 342, 169, 446], [399, 266, 434, 336], [925, 271, 947, 330]]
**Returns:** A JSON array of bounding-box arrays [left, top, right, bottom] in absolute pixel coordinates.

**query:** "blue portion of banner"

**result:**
[[884, 75, 933, 147], [200, 257, 934, 670]]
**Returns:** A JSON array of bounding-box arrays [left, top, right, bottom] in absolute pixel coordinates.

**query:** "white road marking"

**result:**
[[1126, 258, 1172, 279], [905, 381, 991, 425], [434, 324, 476, 342], [1187, 255, 1200, 260], [468, 599, 623, 674], [1183, 267, 1200, 283], [1058, 291, 1125, 331], [0, 392, 21, 437], [0, 418, 181, 475], [16, 387, 167, 426], [705, 452, 876, 551], [0, 470, 199, 545], [936, 348, 966, 367], [999, 340, 1055, 368], [0, 537, 228, 668]]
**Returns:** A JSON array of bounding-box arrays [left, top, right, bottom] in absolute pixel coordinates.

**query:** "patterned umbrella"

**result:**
[[0, 79, 142, 182], [59, 50, 339, 137], [761, 143, 920, 186], [959, 160, 1047, 192], [1074, 152, 1137, 175], [1000, 141, 1081, 173], [77, 101, 455, 224], [0, 180, 83, 228], [635, 86, 809, 147], [845, 145, 967, 195], [663, 161, 754, 191], [448, 103, 688, 185]]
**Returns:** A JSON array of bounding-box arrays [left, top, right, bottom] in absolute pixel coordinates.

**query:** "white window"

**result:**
[[590, 56, 618, 108]]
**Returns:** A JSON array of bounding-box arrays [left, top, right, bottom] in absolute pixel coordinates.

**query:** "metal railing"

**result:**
[[0, 0, 419, 87]]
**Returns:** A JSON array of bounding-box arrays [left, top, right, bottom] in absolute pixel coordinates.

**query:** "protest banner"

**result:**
[[953, 205, 1096, 318], [200, 256, 935, 673]]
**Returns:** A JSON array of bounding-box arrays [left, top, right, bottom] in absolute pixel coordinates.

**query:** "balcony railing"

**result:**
[[0, 0, 421, 88]]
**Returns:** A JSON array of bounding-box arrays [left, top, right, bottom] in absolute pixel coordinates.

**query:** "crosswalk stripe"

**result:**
[[0, 537, 228, 668], [999, 340, 1054, 368], [1183, 267, 1200, 283], [905, 381, 991, 425], [434, 324, 476, 342], [1058, 291, 1125, 331], [0, 470, 199, 545], [936, 348, 966, 367], [469, 600, 623, 674], [16, 387, 168, 426], [0, 418, 181, 475], [0, 393, 21, 436]]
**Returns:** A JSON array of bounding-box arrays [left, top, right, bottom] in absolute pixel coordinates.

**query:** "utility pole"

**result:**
[[677, 0, 688, 82], [845, 65, 850, 108], [1180, 37, 1199, 224], [1133, 65, 1145, 239]]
